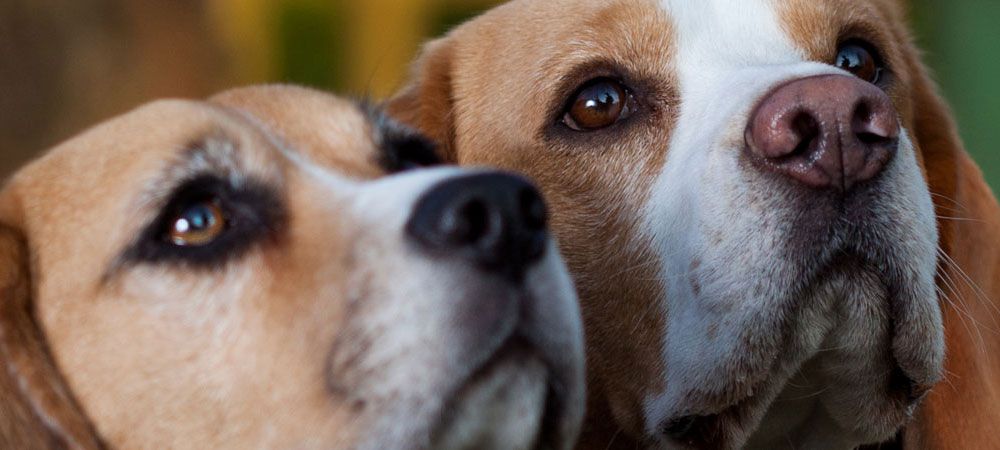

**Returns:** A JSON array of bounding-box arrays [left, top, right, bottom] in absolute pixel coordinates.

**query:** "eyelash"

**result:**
[[123, 175, 286, 269]]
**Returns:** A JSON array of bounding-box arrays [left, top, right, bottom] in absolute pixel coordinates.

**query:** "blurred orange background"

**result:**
[[2, 0, 998, 190]]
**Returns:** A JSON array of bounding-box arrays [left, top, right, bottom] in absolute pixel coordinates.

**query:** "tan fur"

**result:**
[[0, 85, 584, 449], [0, 97, 364, 448], [390, 0, 1000, 447], [392, 0, 676, 441]]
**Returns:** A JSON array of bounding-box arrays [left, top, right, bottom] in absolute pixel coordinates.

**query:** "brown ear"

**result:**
[[0, 190, 105, 449], [385, 37, 459, 163], [895, 15, 1000, 450]]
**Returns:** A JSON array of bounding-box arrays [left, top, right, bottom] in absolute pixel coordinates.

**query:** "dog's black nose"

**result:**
[[406, 173, 548, 278]]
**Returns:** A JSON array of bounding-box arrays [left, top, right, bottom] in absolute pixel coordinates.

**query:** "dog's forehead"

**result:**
[[211, 85, 387, 181], [662, 0, 800, 69], [659, 0, 901, 70], [4, 101, 276, 243], [12, 99, 276, 202], [487, 0, 899, 78], [12, 89, 385, 219]]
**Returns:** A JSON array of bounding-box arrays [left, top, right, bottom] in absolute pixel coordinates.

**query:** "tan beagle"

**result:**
[[0, 85, 586, 449], [389, 0, 1000, 448]]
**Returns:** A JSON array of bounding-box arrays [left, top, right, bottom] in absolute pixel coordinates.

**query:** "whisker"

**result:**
[[930, 192, 972, 213], [935, 284, 987, 357], [941, 249, 996, 302], [939, 368, 960, 392], [783, 386, 831, 402], [939, 248, 1000, 319], [604, 428, 624, 450], [815, 343, 853, 353], [936, 215, 986, 223], [607, 258, 662, 280]]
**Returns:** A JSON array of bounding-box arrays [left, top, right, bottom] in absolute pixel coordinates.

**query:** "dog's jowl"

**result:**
[[391, 0, 1000, 448], [0, 85, 586, 450]]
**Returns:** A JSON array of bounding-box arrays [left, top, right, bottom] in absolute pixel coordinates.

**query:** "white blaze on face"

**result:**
[[641, 0, 942, 446], [645, 0, 834, 428]]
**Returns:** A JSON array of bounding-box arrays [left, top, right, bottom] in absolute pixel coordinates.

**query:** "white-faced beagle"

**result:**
[[390, 1, 1000, 448]]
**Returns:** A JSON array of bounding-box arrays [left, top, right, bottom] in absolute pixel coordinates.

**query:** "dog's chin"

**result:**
[[660, 258, 940, 449], [644, 147, 945, 448], [430, 339, 556, 450], [428, 254, 583, 450], [654, 254, 942, 450], [342, 249, 582, 450]]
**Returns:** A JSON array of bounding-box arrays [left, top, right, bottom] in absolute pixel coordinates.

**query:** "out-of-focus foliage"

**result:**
[[1, 0, 997, 193], [192, 0, 498, 98], [0, 0, 498, 175], [911, 0, 1000, 193]]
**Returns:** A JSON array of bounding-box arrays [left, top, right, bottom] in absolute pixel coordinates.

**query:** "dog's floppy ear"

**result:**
[[905, 54, 966, 214], [386, 37, 458, 162], [0, 188, 105, 449], [893, 12, 1000, 449]]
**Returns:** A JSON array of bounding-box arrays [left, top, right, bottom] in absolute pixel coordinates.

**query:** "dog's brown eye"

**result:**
[[168, 201, 226, 247], [835, 42, 882, 84], [563, 78, 634, 131], [126, 175, 284, 267]]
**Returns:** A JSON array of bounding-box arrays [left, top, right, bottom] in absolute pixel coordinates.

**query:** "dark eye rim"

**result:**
[[835, 37, 890, 87], [560, 77, 636, 132], [122, 174, 287, 269], [541, 59, 670, 148]]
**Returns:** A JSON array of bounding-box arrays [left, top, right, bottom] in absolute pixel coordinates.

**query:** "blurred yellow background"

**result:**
[[2, 0, 998, 191]]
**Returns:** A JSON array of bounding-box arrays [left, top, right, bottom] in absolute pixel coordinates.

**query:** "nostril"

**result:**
[[452, 198, 491, 245], [852, 99, 898, 145], [517, 187, 548, 263], [857, 131, 892, 146], [854, 101, 873, 125], [788, 111, 821, 160], [746, 107, 823, 163], [519, 187, 547, 231]]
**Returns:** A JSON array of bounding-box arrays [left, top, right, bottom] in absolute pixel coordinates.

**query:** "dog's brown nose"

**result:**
[[407, 173, 548, 278], [745, 74, 899, 191]]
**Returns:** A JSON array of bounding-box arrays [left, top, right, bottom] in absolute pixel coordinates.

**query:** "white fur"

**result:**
[[325, 167, 584, 450], [641, 1, 943, 448]]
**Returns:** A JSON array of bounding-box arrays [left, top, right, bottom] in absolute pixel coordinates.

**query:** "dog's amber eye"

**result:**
[[562, 78, 634, 131], [835, 42, 882, 84], [168, 201, 226, 247]]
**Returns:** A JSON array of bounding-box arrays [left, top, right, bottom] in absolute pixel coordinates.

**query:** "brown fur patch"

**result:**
[[903, 62, 1000, 450], [391, 0, 677, 445]]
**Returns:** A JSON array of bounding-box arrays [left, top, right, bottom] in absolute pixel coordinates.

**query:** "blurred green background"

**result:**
[[911, 0, 1000, 191], [1, 0, 997, 192]]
